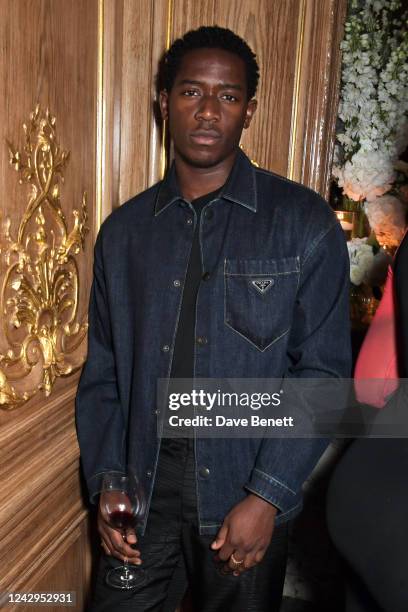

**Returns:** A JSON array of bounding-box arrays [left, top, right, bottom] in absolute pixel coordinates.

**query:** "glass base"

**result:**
[[105, 564, 147, 590]]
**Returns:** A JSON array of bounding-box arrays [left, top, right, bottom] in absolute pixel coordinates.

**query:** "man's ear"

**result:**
[[243, 99, 257, 129], [159, 90, 169, 121]]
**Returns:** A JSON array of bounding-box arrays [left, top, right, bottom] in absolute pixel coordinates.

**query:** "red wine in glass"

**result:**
[[108, 510, 137, 531], [101, 471, 147, 589]]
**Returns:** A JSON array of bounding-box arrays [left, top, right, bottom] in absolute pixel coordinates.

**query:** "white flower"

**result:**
[[347, 238, 375, 285], [365, 195, 407, 247], [333, 149, 396, 201], [334, 1, 408, 196]]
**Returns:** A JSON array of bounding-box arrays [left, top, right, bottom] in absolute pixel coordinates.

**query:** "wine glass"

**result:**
[[100, 470, 147, 589]]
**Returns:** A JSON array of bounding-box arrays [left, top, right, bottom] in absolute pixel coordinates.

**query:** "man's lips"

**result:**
[[190, 130, 221, 145]]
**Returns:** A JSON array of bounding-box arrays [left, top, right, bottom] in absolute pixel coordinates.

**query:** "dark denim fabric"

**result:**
[[75, 150, 351, 535]]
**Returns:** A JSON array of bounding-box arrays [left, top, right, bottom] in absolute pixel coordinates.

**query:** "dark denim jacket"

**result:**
[[75, 150, 351, 535]]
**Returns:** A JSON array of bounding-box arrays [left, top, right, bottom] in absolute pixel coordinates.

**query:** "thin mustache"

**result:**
[[191, 128, 222, 138]]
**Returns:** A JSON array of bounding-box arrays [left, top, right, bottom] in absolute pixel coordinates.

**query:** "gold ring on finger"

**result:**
[[230, 553, 244, 566]]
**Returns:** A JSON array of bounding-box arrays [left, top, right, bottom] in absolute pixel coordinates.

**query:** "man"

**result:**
[[76, 26, 351, 611]]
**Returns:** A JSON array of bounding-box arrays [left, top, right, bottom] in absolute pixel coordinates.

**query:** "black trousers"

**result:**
[[327, 437, 408, 612], [90, 438, 288, 612]]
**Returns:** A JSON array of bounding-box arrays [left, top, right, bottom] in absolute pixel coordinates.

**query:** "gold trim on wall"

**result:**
[[165, 0, 174, 52], [0, 106, 89, 408], [96, 0, 105, 232], [160, 0, 174, 179], [288, 0, 306, 181]]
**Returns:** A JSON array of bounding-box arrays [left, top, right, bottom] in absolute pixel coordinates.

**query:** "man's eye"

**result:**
[[221, 94, 238, 102], [182, 90, 200, 97]]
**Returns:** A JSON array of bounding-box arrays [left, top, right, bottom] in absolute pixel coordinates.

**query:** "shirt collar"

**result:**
[[154, 148, 257, 216]]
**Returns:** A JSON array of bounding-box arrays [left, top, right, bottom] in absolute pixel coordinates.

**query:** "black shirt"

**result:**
[[160, 188, 220, 450], [170, 188, 221, 379]]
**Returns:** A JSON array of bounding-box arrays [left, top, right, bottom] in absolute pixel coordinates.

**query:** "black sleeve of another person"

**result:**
[[325, 231, 408, 612], [394, 231, 408, 378]]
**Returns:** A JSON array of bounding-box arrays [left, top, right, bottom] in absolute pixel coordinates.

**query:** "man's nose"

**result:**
[[194, 95, 220, 122]]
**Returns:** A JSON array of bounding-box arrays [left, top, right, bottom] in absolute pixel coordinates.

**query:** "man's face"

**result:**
[[160, 48, 257, 169]]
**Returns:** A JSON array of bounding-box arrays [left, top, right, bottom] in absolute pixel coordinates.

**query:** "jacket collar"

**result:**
[[154, 148, 257, 216]]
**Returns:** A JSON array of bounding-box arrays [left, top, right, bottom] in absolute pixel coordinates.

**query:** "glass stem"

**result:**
[[123, 557, 129, 579]]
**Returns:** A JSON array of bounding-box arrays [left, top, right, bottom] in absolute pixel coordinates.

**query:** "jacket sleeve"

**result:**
[[75, 230, 126, 503], [244, 220, 352, 519]]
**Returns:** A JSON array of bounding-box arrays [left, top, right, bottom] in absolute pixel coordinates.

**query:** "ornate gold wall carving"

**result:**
[[0, 106, 89, 408]]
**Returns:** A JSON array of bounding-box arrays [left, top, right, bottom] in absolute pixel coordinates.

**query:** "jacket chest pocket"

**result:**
[[224, 257, 300, 351]]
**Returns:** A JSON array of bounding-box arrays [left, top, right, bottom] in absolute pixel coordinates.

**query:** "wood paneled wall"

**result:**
[[0, 1, 97, 609], [113, 0, 346, 210], [171, 0, 302, 177], [0, 1, 345, 610]]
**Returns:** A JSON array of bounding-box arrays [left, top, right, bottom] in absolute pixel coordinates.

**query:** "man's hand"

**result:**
[[98, 492, 142, 565], [211, 493, 278, 576]]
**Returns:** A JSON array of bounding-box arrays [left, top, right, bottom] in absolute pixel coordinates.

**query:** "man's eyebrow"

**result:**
[[177, 79, 243, 90]]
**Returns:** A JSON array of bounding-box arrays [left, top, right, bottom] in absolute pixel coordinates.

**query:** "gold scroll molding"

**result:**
[[0, 106, 89, 409]]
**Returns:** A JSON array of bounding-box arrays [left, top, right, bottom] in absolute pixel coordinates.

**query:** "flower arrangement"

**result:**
[[333, 0, 408, 248], [364, 193, 406, 246], [347, 237, 375, 285]]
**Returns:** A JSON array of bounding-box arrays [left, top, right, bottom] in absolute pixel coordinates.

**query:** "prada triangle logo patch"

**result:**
[[251, 278, 274, 294]]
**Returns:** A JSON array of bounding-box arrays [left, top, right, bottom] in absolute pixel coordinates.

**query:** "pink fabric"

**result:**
[[354, 264, 399, 408]]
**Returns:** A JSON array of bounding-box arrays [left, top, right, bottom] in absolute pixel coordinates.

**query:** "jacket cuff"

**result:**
[[244, 467, 301, 515]]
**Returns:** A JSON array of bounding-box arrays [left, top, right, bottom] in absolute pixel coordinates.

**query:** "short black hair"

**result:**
[[162, 25, 259, 99]]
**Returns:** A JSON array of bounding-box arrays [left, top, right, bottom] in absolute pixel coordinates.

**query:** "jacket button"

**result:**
[[146, 470, 152, 478], [202, 272, 211, 281], [173, 279, 181, 287], [199, 466, 210, 478], [186, 218, 193, 225], [162, 344, 170, 352], [204, 209, 214, 219], [196, 336, 208, 345]]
